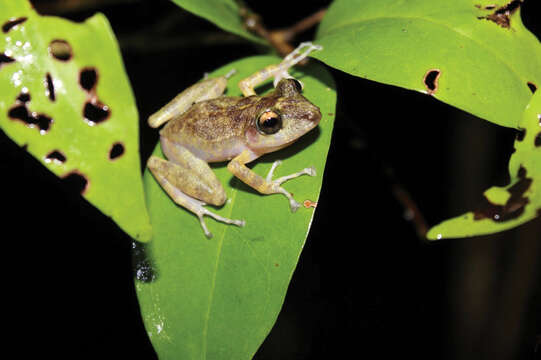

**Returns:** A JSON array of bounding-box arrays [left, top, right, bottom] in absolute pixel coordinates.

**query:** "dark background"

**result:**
[[2, 0, 540, 358]]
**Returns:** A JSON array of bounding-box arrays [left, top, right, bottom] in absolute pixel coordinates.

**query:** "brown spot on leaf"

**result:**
[[475, 4, 497, 10], [45, 150, 66, 164], [62, 171, 89, 195], [83, 100, 110, 125], [527, 82, 537, 93], [109, 142, 125, 160], [477, 0, 522, 29], [474, 165, 532, 222], [49, 39, 72, 61], [423, 69, 440, 95], [45, 72, 55, 101], [2, 17, 27, 33], [80, 67, 98, 92]]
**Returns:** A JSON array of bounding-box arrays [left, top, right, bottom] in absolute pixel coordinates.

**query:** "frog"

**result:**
[[147, 42, 323, 238]]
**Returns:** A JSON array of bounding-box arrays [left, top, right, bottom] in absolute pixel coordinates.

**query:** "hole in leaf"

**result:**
[[17, 91, 30, 103], [109, 142, 125, 160], [45, 150, 67, 164], [34, 114, 53, 133], [527, 82, 537, 93], [474, 166, 532, 222], [49, 39, 72, 61], [478, 0, 522, 28], [83, 100, 110, 125], [62, 171, 89, 195], [0, 52, 15, 69], [423, 69, 440, 95], [80, 67, 97, 92], [8, 92, 53, 134], [45, 72, 55, 101], [8, 104, 28, 120], [2, 17, 27, 33], [516, 128, 526, 141], [535, 132, 541, 147]]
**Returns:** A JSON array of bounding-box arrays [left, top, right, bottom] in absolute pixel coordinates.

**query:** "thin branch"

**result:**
[[237, 1, 326, 57]]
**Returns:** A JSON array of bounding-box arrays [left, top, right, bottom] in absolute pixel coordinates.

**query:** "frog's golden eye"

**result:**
[[257, 110, 282, 135], [291, 79, 303, 92]]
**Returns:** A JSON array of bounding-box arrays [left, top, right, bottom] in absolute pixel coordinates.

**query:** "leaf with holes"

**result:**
[[135, 56, 335, 359], [0, 1, 152, 241], [311, 0, 541, 128], [169, 0, 265, 44], [427, 86, 541, 239]]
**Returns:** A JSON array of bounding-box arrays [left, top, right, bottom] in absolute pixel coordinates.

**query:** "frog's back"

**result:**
[[159, 95, 262, 162]]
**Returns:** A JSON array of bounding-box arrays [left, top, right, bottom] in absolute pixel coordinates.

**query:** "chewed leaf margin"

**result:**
[[427, 89, 541, 239]]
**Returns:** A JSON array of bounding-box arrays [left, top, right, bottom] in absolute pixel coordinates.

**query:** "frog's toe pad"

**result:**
[[306, 166, 316, 177], [290, 199, 301, 213], [233, 219, 246, 227]]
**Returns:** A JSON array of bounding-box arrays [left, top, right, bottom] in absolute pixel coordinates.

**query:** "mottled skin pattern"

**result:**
[[147, 42, 323, 238], [160, 80, 320, 162]]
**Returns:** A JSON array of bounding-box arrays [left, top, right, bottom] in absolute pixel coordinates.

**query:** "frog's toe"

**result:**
[[289, 199, 301, 213], [233, 219, 246, 227]]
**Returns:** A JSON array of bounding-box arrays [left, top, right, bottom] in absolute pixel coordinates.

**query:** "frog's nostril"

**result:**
[[310, 108, 322, 123]]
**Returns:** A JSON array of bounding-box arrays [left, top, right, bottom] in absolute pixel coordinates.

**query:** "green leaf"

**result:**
[[0, 0, 152, 241], [427, 88, 541, 240], [135, 56, 335, 359], [312, 0, 541, 128], [169, 0, 265, 44]]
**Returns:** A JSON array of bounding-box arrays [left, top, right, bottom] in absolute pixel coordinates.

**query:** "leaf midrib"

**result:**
[[201, 178, 240, 360]]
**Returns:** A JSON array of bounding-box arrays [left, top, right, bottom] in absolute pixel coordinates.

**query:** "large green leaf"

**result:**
[[135, 56, 335, 359], [169, 0, 265, 44], [427, 88, 541, 239], [312, 0, 541, 128], [0, 0, 151, 241]]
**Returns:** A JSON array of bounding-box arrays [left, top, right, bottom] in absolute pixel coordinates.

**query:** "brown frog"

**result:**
[[147, 42, 322, 238]]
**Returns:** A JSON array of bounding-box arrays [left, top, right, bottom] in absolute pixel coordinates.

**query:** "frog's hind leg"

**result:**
[[147, 155, 245, 239]]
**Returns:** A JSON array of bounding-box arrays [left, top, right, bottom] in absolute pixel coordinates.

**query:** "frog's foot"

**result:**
[[265, 160, 316, 212], [273, 42, 323, 87], [147, 156, 245, 239], [197, 207, 245, 239], [173, 192, 245, 239]]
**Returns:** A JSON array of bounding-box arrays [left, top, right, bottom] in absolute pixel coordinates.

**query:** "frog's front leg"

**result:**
[[238, 42, 322, 97], [147, 140, 245, 238], [227, 150, 316, 212], [148, 69, 236, 128]]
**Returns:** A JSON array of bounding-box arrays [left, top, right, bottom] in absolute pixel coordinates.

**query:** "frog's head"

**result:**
[[245, 78, 321, 155]]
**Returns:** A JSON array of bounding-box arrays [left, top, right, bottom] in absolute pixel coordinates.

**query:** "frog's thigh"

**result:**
[[148, 148, 226, 207]]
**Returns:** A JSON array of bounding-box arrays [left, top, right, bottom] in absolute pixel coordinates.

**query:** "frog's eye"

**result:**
[[291, 78, 303, 92], [257, 110, 282, 135]]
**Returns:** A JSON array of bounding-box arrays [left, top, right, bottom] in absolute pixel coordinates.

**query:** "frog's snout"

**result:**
[[305, 106, 322, 127]]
